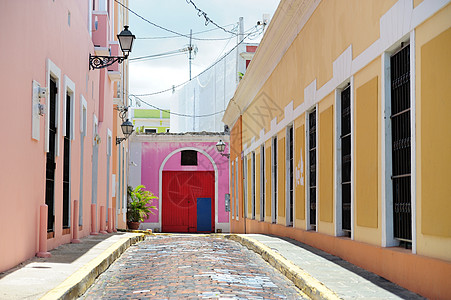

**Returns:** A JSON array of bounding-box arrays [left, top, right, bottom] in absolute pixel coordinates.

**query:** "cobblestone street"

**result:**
[[81, 235, 308, 299]]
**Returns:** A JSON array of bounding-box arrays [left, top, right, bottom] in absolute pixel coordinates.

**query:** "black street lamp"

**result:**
[[89, 25, 136, 70], [215, 140, 230, 158], [116, 106, 134, 145]]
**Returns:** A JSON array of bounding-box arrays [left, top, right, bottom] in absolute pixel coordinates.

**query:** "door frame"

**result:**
[[159, 147, 219, 231]]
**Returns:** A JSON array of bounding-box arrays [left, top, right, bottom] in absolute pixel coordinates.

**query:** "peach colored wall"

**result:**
[[0, 1, 118, 272]]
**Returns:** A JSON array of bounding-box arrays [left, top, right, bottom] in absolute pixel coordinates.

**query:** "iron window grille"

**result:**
[[308, 110, 317, 228], [341, 86, 352, 233], [390, 44, 412, 243]]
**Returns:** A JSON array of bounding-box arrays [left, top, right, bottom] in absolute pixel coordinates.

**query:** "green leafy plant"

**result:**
[[127, 185, 158, 222]]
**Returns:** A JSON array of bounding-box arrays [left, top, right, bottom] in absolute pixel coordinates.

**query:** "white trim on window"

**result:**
[[45, 59, 61, 155], [63, 75, 75, 140], [93, 114, 98, 146], [271, 136, 277, 224], [107, 128, 112, 157], [80, 95, 87, 136], [306, 106, 318, 231], [251, 151, 256, 220], [381, 33, 411, 249], [409, 30, 417, 254]]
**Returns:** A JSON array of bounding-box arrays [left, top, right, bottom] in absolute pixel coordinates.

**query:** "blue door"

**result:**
[[197, 198, 211, 232]]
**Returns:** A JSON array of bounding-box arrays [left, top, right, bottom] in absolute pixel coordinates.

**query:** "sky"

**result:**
[[127, 0, 280, 110]]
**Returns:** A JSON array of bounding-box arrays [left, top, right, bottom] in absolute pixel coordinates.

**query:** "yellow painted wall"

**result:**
[[415, 3, 451, 261], [265, 140, 272, 222], [277, 134, 286, 225], [355, 77, 379, 229], [256, 151, 261, 219], [295, 115, 306, 229], [242, 0, 397, 145], [353, 57, 382, 246], [235, 0, 451, 264], [318, 95, 334, 235]]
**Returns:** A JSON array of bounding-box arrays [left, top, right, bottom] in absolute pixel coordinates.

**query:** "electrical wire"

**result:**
[[213, 34, 234, 62], [138, 35, 237, 41], [114, 0, 237, 41], [185, 0, 238, 35], [129, 48, 189, 61], [130, 95, 225, 118], [137, 24, 236, 40], [130, 27, 260, 97], [129, 52, 186, 63]]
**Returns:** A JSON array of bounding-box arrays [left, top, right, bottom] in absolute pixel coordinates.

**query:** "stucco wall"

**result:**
[[224, 0, 451, 299], [0, 0, 119, 272], [130, 137, 230, 228]]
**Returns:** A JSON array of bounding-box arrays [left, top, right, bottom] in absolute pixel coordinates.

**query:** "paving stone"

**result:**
[[80, 235, 308, 299]]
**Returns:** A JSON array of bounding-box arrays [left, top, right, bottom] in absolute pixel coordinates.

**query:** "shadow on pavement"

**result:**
[[260, 234, 425, 300], [0, 232, 127, 279]]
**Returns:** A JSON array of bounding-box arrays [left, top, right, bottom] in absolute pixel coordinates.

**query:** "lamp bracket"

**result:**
[[89, 54, 126, 70], [115, 105, 129, 122], [116, 137, 126, 145]]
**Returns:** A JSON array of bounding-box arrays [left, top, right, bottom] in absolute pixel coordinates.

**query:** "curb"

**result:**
[[225, 234, 341, 300], [40, 233, 145, 300], [117, 228, 155, 235]]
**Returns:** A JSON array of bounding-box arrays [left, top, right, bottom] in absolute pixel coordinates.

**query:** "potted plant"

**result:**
[[127, 185, 158, 230]]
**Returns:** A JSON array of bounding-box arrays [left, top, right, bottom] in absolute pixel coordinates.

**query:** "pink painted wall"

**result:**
[[141, 141, 230, 223], [0, 1, 119, 272]]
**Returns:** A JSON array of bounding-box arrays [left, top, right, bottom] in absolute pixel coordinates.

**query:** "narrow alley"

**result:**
[[81, 235, 308, 299]]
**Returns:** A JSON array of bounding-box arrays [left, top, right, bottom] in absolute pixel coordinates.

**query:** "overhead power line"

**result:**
[[130, 27, 260, 98], [129, 52, 185, 63], [185, 0, 238, 35], [129, 48, 191, 61], [114, 0, 237, 41], [130, 95, 225, 118], [137, 24, 237, 40]]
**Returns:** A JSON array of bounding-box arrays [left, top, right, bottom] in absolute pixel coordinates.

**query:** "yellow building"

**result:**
[[223, 0, 451, 299]]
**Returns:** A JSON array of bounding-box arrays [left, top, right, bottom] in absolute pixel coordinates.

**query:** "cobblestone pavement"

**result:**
[[81, 235, 308, 299]]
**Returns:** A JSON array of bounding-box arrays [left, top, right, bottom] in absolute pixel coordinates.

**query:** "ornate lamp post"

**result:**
[[89, 25, 136, 70]]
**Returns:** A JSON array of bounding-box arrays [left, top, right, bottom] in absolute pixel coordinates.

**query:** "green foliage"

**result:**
[[127, 185, 158, 222]]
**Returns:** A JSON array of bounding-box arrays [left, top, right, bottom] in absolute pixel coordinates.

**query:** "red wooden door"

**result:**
[[162, 171, 214, 233]]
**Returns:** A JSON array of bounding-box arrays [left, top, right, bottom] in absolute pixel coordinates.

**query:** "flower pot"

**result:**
[[127, 221, 140, 230]]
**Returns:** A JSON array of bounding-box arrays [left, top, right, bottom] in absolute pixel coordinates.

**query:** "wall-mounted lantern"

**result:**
[[89, 25, 136, 70], [215, 140, 230, 158], [116, 106, 134, 145]]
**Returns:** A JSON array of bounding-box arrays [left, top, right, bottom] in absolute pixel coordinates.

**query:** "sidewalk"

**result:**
[[226, 234, 425, 300], [0, 232, 425, 300], [0, 232, 145, 300]]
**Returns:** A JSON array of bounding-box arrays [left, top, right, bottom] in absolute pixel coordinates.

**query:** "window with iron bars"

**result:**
[[308, 110, 317, 228], [390, 44, 412, 245]]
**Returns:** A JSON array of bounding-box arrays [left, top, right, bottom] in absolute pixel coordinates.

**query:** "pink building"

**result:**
[[0, 1, 130, 272], [129, 133, 230, 233]]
